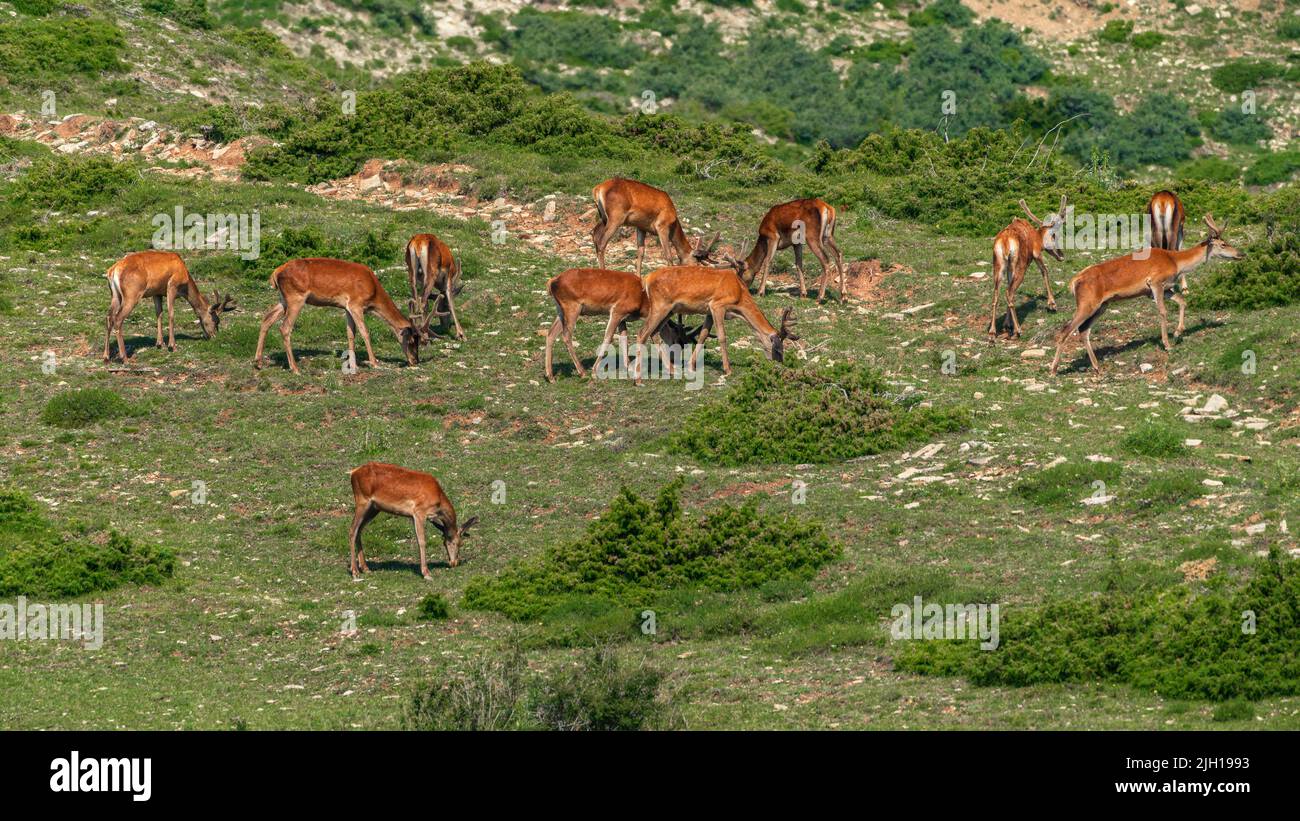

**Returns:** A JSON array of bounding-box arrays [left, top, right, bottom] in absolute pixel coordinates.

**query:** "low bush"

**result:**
[[41, 388, 133, 429], [1195, 220, 1300, 310], [0, 490, 175, 598], [462, 480, 838, 620], [402, 649, 530, 730], [531, 647, 672, 730], [416, 593, 450, 621], [0, 17, 126, 83], [1244, 151, 1300, 186], [666, 361, 968, 466], [1211, 59, 1284, 94], [1121, 422, 1187, 458], [897, 552, 1300, 701], [13, 155, 138, 211], [1014, 461, 1123, 507]]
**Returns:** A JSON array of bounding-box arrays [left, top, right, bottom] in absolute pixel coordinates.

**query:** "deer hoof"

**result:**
[[1047, 303, 1059, 312]]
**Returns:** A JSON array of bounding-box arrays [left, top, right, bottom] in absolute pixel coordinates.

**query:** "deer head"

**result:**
[[770, 307, 799, 362], [691, 231, 722, 265], [443, 515, 478, 568], [1021, 196, 1068, 261], [203, 290, 238, 337], [1202, 213, 1244, 260]]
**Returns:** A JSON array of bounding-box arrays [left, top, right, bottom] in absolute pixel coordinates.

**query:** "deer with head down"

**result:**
[[103, 250, 237, 361], [405, 233, 465, 341], [988, 195, 1067, 338], [253, 257, 427, 374], [1050, 214, 1243, 375], [348, 462, 478, 580], [591, 177, 714, 276], [741, 198, 846, 302]]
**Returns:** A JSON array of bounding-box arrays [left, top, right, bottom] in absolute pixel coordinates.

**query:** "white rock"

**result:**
[[1245, 523, 1267, 536], [1200, 394, 1228, 414]]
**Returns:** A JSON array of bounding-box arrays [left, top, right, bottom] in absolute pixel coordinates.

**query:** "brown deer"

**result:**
[[1147, 190, 1185, 252], [253, 257, 426, 374], [1050, 214, 1243, 375], [348, 461, 478, 580], [742, 198, 846, 302], [632, 260, 799, 384], [102, 250, 236, 361], [544, 267, 705, 382], [405, 233, 465, 340], [988, 196, 1067, 338], [591, 177, 712, 275]]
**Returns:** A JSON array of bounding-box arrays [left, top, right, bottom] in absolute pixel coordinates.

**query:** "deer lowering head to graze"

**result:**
[[543, 267, 704, 382], [1051, 214, 1243, 375], [632, 259, 799, 384], [1147, 190, 1185, 252], [348, 462, 478, 579], [591, 177, 714, 276], [103, 250, 237, 362], [741, 198, 846, 302], [988, 195, 1067, 338], [405, 233, 465, 340], [253, 257, 426, 374]]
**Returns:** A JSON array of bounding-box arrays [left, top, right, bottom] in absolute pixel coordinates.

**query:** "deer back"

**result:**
[[549, 268, 645, 317], [350, 462, 451, 517]]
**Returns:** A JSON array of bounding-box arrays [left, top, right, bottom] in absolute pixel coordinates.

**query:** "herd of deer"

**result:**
[[95, 179, 1243, 577]]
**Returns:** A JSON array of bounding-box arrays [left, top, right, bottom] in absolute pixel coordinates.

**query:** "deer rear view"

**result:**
[[405, 233, 465, 340], [253, 257, 426, 374], [1147, 190, 1185, 252], [988, 196, 1067, 338], [348, 462, 478, 579], [103, 250, 237, 361]]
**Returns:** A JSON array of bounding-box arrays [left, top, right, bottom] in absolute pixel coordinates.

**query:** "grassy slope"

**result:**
[[1, 2, 1298, 730]]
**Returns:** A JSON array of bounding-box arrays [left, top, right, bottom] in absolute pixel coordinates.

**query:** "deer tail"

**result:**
[[593, 184, 608, 225], [820, 203, 836, 244]]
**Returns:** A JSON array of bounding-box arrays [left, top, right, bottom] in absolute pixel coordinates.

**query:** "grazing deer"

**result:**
[[1051, 215, 1243, 375], [742, 198, 846, 302], [405, 233, 465, 340], [1147, 190, 1185, 252], [348, 461, 478, 579], [102, 251, 236, 361], [591, 177, 712, 275], [544, 267, 705, 382], [253, 257, 425, 374], [632, 260, 799, 384], [988, 196, 1067, 338]]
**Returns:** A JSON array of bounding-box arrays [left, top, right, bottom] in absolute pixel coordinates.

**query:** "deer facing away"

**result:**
[[988, 196, 1067, 338], [348, 462, 478, 579], [103, 250, 236, 361], [405, 233, 465, 340]]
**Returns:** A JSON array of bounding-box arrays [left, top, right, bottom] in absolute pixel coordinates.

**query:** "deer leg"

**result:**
[[1035, 256, 1058, 311], [1149, 280, 1171, 351], [1050, 305, 1092, 375], [596, 218, 622, 271], [1007, 266, 1024, 338], [824, 233, 846, 302], [279, 298, 306, 375], [349, 502, 378, 579], [634, 228, 651, 278], [253, 300, 285, 369], [987, 265, 1002, 337], [1170, 291, 1187, 337], [344, 310, 358, 368], [413, 516, 432, 579], [756, 245, 775, 297], [166, 284, 179, 351], [592, 309, 622, 372], [544, 316, 563, 383], [347, 308, 377, 368], [808, 236, 834, 302], [1083, 327, 1101, 373], [655, 224, 676, 268], [591, 220, 607, 269], [792, 243, 808, 298], [711, 305, 731, 375], [104, 291, 121, 362], [633, 305, 673, 385], [113, 291, 143, 362], [558, 303, 586, 379], [153, 296, 164, 348], [441, 277, 465, 341]]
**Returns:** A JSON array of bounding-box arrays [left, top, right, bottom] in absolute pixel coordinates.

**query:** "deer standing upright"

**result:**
[[988, 196, 1067, 338], [405, 233, 465, 340], [742, 198, 846, 301], [591, 177, 710, 275], [253, 257, 425, 374], [1147, 190, 1185, 252], [348, 462, 478, 579], [1050, 215, 1243, 374], [102, 250, 236, 361]]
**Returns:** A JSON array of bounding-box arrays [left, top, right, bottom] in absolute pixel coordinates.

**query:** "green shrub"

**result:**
[[1097, 20, 1133, 43], [502, 9, 641, 69], [1280, 16, 1300, 40], [531, 647, 672, 730], [462, 480, 839, 621], [1015, 461, 1123, 507], [416, 593, 450, 621], [0, 490, 175, 598], [1209, 106, 1272, 146], [897, 552, 1300, 701], [1212, 699, 1255, 722], [143, 0, 215, 29], [1195, 220, 1300, 310], [907, 0, 974, 28], [1121, 422, 1187, 458], [403, 649, 530, 730], [1211, 59, 1283, 94], [1128, 472, 1205, 512], [1130, 31, 1164, 50], [14, 154, 138, 211], [0, 17, 126, 82], [1244, 151, 1300, 186], [667, 361, 968, 466], [41, 388, 132, 429], [1177, 157, 1239, 184], [11, 0, 59, 14]]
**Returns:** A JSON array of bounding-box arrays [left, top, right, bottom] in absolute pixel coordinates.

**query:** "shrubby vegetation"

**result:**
[[897, 552, 1300, 702], [462, 480, 838, 621], [41, 388, 135, 429], [0, 490, 175, 598], [667, 361, 968, 465], [0, 16, 127, 85], [1195, 217, 1300, 310]]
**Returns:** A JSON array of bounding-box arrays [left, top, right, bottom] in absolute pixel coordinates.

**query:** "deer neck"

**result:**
[[370, 287, 414, 334], [182, 287, 210, 316], [1170, 242, 1213, 275], [737, 294, 779, 351], [669, 222, 694, 260]]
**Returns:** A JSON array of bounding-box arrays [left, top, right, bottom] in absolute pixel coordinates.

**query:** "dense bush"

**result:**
[[143, 0, 215, 30], [41, 388, 133, 428], [502, 9, 641, 69], [897, 552, 1300, 702], [1195, 220, 1300, 310], [1244, 151, 1300, 186], [13, 154, 138, 211], [1210, 59, 1289, 94], [531, 647, 671, 730], [667, 361, 968, 466], [416, 593, 450, 621], [1208, 106, 1273, 146], [403, 649, 530, 730], [1121, 422, 1188, 458], [0, 17, 126, 82], [0, 490, 175, 598], [462, 480, 838, 620]]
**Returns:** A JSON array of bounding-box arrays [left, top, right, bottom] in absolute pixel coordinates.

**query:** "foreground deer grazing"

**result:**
[[743, 198, 846, 301], [632, 261, 799, 384], [544, 267, 704, 382], [405, 233, 465, 340], [253, 257, 425, 374], [591, 177, 712, 275], [1051, 214, 1243, 375], [1147, 190, 1185, 251], [103, 251, 237, 361], [348, 462, 478, 579], [988, 196, 1067, 338]]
